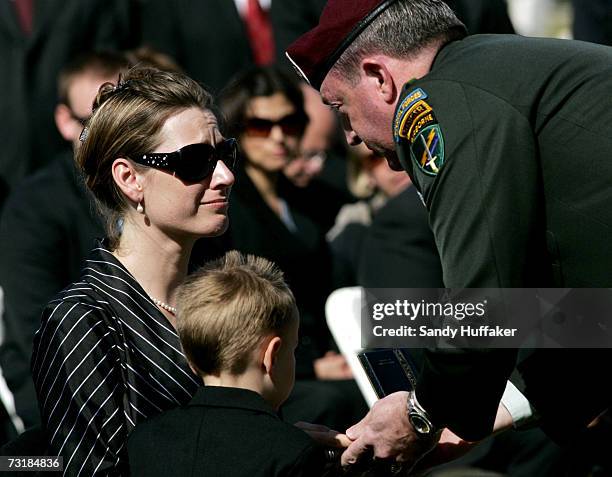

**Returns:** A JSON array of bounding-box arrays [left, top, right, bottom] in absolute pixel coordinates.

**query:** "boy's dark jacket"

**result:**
[[128, 386, 327, 476]]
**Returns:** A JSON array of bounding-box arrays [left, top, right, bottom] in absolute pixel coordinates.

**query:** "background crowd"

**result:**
[[0, 0, 610, 475]]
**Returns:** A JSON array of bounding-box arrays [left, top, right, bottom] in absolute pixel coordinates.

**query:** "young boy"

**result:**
[[127, 251, 328, 476]]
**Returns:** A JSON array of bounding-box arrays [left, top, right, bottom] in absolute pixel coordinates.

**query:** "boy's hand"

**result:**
[[295, 422, 353, 448]]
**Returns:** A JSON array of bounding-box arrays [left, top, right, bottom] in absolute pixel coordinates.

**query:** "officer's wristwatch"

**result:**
[[407, 391, 438, 438]]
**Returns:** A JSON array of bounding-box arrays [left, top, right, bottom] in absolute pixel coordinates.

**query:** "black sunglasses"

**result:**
[[132, 139, 237, 183], [243, 113, 307, 138]]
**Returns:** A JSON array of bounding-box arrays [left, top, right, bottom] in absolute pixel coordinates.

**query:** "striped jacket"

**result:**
[[31, 242, 200, 476]]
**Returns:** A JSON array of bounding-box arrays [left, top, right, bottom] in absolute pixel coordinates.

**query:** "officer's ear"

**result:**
[[361, 57, 396, 104]]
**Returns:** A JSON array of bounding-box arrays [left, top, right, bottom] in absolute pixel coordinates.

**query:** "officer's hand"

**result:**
[[341, 391, 439, 472], [412, 428, 475, 472], [295, 421, 352, 448], [415, 402, 513, 472]]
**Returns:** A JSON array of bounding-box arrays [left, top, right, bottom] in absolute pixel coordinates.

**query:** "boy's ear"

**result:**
[[262, 336, 282, 377], [187, 361, 200, 377]]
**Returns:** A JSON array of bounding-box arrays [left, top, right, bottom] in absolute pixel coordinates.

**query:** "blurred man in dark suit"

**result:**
[[573, 0, 612, 45], [0, 0, 135, 207], [139, 0, 275, 93], [0, 52, 126, 429]]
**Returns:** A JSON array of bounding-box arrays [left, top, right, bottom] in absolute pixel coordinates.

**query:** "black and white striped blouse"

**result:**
[[31, 242, 200, 476]]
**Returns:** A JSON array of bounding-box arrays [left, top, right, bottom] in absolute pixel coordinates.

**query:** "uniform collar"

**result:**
[[430, 37, 463, 73], [189, 386, 280, 418]]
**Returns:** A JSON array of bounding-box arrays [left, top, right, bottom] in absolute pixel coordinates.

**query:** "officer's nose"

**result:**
[[344, 129, 362, 146], [340, 113, 362, 146]]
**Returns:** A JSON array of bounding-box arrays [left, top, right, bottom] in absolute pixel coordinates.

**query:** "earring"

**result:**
[[136, 201, 144, 214]]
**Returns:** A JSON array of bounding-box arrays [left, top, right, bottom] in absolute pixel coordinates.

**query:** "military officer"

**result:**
[[286, 0, 612, 471]]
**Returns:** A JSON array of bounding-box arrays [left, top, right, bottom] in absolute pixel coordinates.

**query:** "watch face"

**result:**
[[409, 412, 432, 435]]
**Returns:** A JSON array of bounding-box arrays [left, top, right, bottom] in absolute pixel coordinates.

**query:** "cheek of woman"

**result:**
[[151, 196, 229, 238], [191, 184, 232, 236], [142, 175, 212, 230]]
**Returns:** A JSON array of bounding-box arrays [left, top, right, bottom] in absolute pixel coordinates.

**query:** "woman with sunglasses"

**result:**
[[31, 67, 235, 476], [192, 66, 366, 430]]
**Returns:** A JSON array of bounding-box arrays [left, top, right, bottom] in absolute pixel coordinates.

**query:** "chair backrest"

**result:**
[[0, 286, 4, 345], [325, 287, 378, 407]]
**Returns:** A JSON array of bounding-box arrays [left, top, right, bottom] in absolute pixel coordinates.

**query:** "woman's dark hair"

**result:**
[[219, 66, 308, 139], [76, 66, 217, 249]]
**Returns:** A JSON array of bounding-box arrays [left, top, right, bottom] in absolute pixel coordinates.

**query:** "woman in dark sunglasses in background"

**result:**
[[192, 66, 367, 431], [31, 66, 235, 476]]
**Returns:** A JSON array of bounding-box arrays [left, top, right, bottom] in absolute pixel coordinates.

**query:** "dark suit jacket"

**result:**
[[0, 150, 103, 428], [357, 186, 444, 288], [0, 0, 134, 200], [445, 0, 514, 35], [278, 156, 356, 235], [272, 0, 328, 67], [128, 386, 327, 477], [138, 0, 255, 93], [572, 0, 612, 45]]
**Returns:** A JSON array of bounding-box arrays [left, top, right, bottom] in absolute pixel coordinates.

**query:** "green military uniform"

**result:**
[[393, 34, 612, 442]]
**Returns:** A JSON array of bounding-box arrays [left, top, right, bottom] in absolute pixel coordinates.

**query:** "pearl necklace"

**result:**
[[151, 297, 177, 315]]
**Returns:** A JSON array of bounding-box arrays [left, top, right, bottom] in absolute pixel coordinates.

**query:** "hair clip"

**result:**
[[113, 79, 132, 94], [79, 126, 89, 143]]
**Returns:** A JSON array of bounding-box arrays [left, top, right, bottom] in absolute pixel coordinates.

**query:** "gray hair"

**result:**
[[331, 0, 466, 83]]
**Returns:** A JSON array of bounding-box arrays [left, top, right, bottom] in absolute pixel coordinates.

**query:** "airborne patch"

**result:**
[[399, 100, 433, 140], [393, 87, 428, 143]]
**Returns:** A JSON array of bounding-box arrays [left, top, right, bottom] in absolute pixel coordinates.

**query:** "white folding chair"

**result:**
[[0, 287, 25, 434], [325, 287, 378, 408]]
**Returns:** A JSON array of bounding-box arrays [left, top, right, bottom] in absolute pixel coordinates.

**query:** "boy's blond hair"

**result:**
[[177, 251, 296, 376]]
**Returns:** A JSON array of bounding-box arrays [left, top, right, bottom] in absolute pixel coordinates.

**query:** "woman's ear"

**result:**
[[111, 158, 144, 205], [262, 336, 282, 377]]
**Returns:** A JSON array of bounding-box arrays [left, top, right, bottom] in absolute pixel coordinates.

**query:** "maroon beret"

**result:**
[[286, 0, 398, 90]]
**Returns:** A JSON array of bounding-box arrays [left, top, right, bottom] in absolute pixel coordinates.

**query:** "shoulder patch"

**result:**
[[399, 100, 434, 141], [395, 86, 445, 176], [393, 87, 428, 143], [410, 124, 445, 176]]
